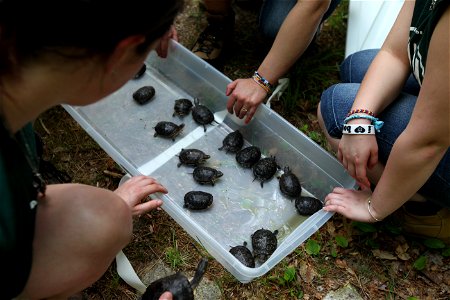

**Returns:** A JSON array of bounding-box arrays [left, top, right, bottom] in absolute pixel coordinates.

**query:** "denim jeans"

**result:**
[[259, 0, 341, 39], [320, 49, 450, 207]]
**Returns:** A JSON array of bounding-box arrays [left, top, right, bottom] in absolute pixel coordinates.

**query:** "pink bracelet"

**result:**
[[347, 109, 375, 117]]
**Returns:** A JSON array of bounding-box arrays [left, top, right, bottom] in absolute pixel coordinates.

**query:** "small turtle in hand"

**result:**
[[142, 258, 208, 300]]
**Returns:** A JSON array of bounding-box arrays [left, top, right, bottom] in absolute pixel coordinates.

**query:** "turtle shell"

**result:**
[[192, 166, 223, 186], [218, 130, 244, 153], [142, 258, 208, 300], [154, 121, 184, 141], [133, 86, 155, 105], [295, 196, 323, 216], [177, 148, 210, 167], [133, 64, 146, 80], [252, 156, 278, 188], [279, 166, 302, 199], [251, 228, 278, 264], [173, 98, 193, 117], [184, 191, 213, 210], [192, 98, 215, 132], [230, 241, 255, 268], [235, 146, 261, 168]]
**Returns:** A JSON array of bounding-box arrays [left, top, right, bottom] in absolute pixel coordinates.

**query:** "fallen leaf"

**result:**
[[335, 259, 348, 269], [372, 249, 397, 260]]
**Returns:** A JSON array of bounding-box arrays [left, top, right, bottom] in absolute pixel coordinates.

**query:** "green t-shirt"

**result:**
[[408, 0, 449, 85], [1, 121, 38, 298]]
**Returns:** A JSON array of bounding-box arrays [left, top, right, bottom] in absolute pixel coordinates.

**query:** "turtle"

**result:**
[[173, 98, 193, 117], [229, 241, 255, 268], [278, 166, 302, 199], [184, 191, 213, 210], [192, 166, 223, 186], [252, 156, 279, 188], [133, 63, 146, 80], [295, 196, 323, 216], [235, 146, 261, 168], [141, 257, 208, 300], [191, 98, 216, 132], [251, 228, 278, 264], [133, 86, 155, 105], [177, 148, 210, 168], [218, 130, 244, 153], [153, 121, 184, 141]]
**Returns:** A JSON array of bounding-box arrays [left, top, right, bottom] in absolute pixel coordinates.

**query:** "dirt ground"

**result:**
[[35, 1, 450, 299]]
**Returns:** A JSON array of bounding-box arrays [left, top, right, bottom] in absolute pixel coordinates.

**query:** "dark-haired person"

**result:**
[[0, 1, 184, 299], [318, 0, 449, 242]]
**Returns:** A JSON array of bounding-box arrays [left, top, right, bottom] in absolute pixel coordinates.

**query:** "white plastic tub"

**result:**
[[64, 40, 355, 283]]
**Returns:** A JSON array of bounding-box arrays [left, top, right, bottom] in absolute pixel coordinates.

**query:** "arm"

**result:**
[[338, 1, 415, 186], [325, 5, 450, 222], [370, 5, 450, 219], [226, 0, 332, 124]]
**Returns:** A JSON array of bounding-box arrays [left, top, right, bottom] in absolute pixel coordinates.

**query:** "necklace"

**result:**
[[18, 129, 47, 199]]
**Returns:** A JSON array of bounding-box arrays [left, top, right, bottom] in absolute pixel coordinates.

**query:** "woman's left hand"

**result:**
[[323, 186, 377, 222], [226, 78, 268, 124], [114, 175, 168, 216]]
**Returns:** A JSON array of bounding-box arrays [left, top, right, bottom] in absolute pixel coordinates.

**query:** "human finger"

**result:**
[[368, 148, 379, 169], [244, 106, 257, 124], [132, 199, 164, 215], [226, 80, 238, 96], [159, 291, 173, 300], [170, 25, 178, 42]]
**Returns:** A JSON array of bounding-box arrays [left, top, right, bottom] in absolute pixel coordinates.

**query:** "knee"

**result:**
[[46, 184, 133, 254]]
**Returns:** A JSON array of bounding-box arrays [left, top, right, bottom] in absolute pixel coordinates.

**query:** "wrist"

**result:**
[[367, 196, 383, 222]]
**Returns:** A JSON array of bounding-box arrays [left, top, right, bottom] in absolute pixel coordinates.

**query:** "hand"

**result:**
[[156, 25, 178, 58], [226, 78, 268, 124], [159, 291, 173, 300], [114, 175, 168, 216], [323, 187, 376, 222], [337, 133, 378, 189]]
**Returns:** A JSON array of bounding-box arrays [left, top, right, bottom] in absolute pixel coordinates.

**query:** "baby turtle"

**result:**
[[218, 130, 244, 153], [154, 121, 184, 141], [191, 98, 215, 132], [184, 191, 213, 210], [177, 148, 210, 168], [235, 146, 261, 168], [142, 258, 208, 300], [252, 156, 279, 188], [295, 196, 323, 216], [133, 85, 155, 105], [173, 98, 193, 117], [230, 241, 255, 268], [279, 166, 302, 199], [251, 228, 278, 264], [133, 64, 146, 80], [192, 166, 223, 186]]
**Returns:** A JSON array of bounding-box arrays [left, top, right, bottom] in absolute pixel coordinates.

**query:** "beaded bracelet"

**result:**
[[344, 114, 384, 132], [347, 108, 375, 117], [253, 71, 273, 95]]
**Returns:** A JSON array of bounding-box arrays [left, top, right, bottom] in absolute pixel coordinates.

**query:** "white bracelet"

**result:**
[[367, 197, 382, 222], [342, 124, 375, 135]]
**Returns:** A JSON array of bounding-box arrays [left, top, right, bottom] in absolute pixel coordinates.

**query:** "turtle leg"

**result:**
[[203, 125, 207, 132]]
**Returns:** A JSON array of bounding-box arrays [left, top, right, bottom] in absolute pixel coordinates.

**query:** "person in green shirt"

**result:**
[[0, 0, 183, 299]]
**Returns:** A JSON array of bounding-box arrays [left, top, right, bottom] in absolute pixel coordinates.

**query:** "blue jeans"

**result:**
[[320, 49, 450, 207], [259, 0, 341, 39]]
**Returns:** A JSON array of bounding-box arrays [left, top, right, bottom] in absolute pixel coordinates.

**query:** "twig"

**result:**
[[39, 118, 51, 135], [376, 286, 407, 299], [103, 169, 125, 178]]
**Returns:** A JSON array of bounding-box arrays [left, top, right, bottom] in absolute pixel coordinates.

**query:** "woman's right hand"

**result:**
[[338, 134, 378, 189]]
